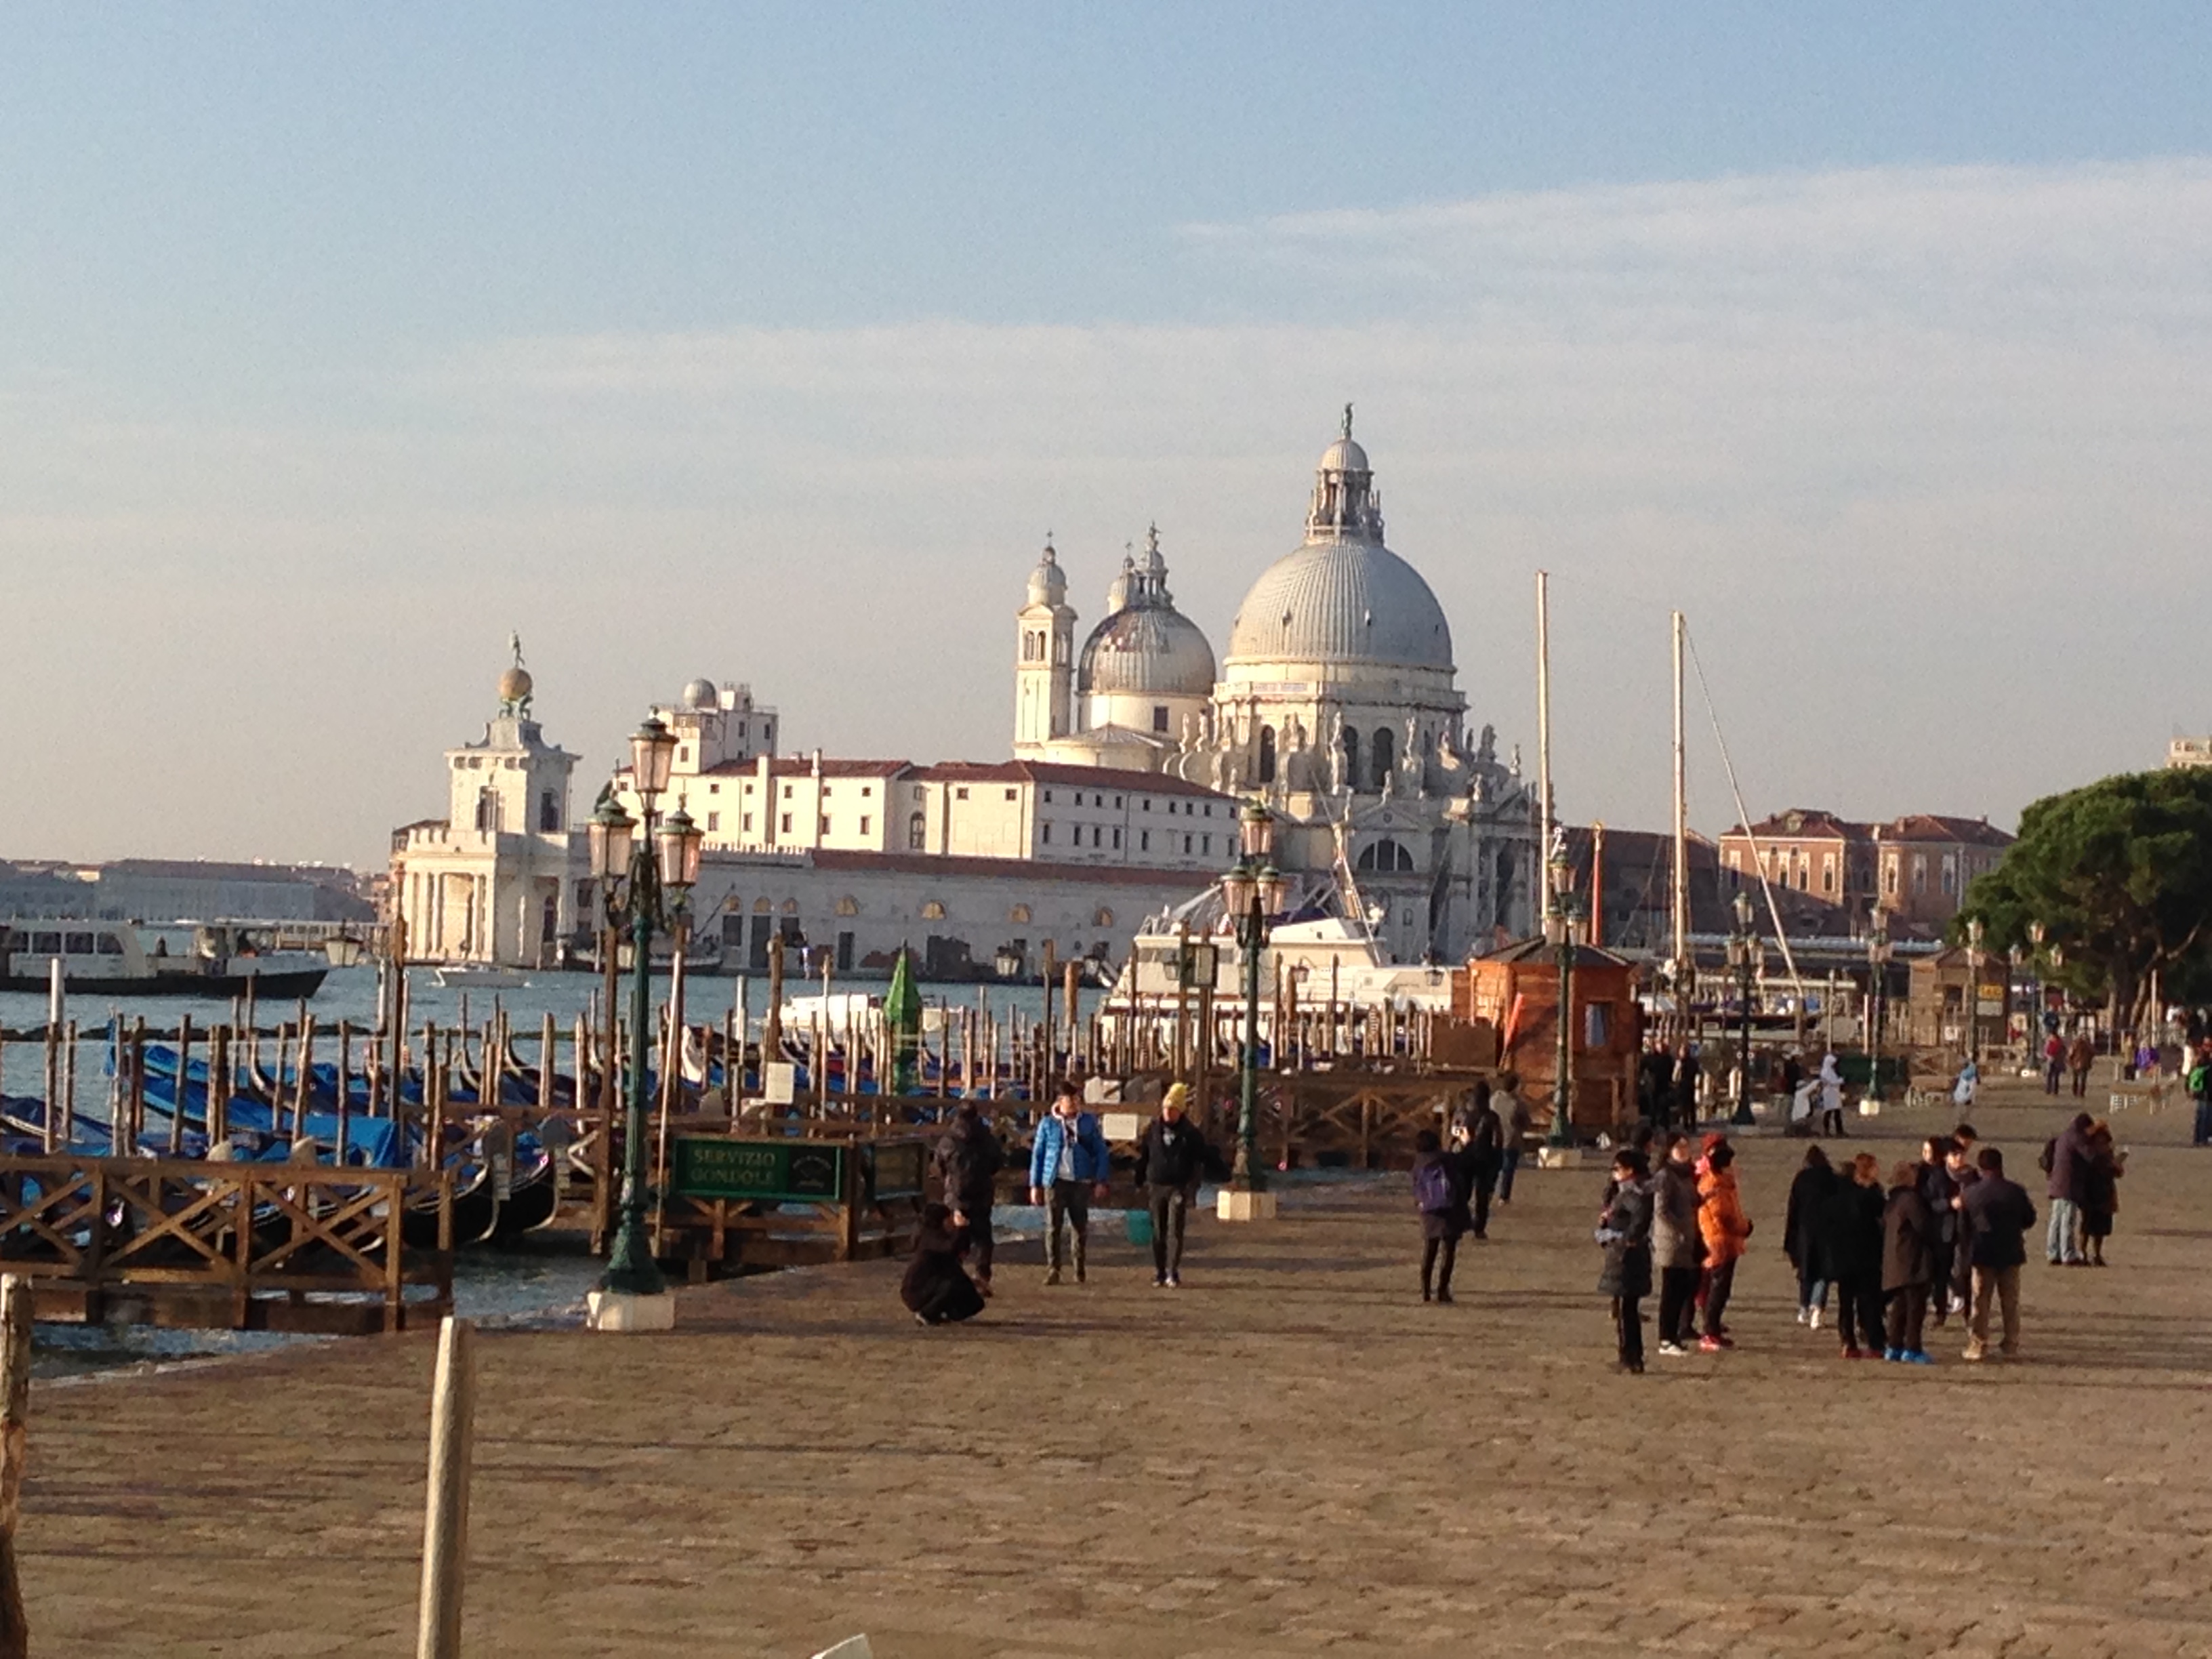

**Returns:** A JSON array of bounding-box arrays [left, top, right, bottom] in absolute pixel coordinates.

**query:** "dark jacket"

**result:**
[[1915, 1160, 1959, 1244], [1414, 1147, 1477, 1242], [1134, 1115, 1210, 1191], [1651, 1159, 1702, 1269], [933, 1113, 1004, 1210], [1814, 1178, 1885, 1283], [2079, 1146, 2121, 1219], [1460, 1105, 1505, 1179], [1881, 1184, 1934, 1291], [1962, 1174, 2037, 1269], [2047, 1122, 2093, 1204], [1784, 1163, 1839, 1268], [900, 1214, 983, 1322], [1597, 1176, 1654, 1298]]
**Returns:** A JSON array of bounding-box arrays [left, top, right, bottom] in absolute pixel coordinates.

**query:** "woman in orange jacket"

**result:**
[[1696, 1139, 1753, 1351]]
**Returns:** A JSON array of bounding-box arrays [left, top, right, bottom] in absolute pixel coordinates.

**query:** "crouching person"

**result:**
[[901, 1203, 985, 1326]]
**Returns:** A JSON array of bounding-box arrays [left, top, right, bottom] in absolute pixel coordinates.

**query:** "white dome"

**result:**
[[682, 677, 718, 710], [1225, 539, 1453, 672], [1317, 434, 1370, 474], [1025, 543, 1067, 607], [1080, 606, 1216, 696]]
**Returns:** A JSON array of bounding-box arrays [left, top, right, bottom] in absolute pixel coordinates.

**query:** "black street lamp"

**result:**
[[1866, 913, 1891, 1104], [1218, 800, 1285, 1195], [1727, 888, 1757, 1127], [1544, 830, 1578, 1150], [585, 716, 703, 1327]]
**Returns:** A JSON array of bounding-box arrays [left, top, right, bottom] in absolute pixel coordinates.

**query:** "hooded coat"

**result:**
[[1597, 1176, 1654, 1298], [1697, 1164, 1751, 1265], [1814, 1176, 1887, 1284], [1881, 1183, 1934, 1292], [1784, 1161, 1839, 1269], [1651, 1158, 1702, 1270]]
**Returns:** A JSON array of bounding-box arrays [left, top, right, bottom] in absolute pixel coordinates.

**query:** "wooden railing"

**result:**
[[0, 1156, 453, 1334]]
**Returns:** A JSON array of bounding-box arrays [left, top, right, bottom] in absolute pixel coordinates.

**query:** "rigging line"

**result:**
[[1682, 625, 1809, 1001]]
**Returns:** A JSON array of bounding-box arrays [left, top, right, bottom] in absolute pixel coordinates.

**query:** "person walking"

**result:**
[[901, 1202, 987, 1326], [1943, 1136, 1979, 1319], [1952, 1055, 1980, 1117], [1494, 1072, 1533, 1204], [2190, 1042, 2212, 1147], [1133, 1082, 1214, 1288], [932, 1101, 1005, 1296], [1652, 1132, 1702, 1356], [2041, 1031, 2066, 1097], [1673, 1042, 1702, 1130], [1816, 1152, 1887, 1359], [1783, 1145, 1838, 1328], [1881, 1160, 1936, 1364], [2066, 1031, 2095, 1099], [1411, 1127, 1476, 1303], [2079, 1120, 2125, 1267], [1640, 1042, 1676, 1130], [1816, 1052, 1846, 1137], [1917, 1136, 1961, 1329], [1028, 1080, 1111, 1286], [1695, 1136, 1751, 1351], [1459, 1084, 1506, 1237], [2043, 1111, 2093, 1266], [1597, 1149, 1654, 1374], [1961, 1147, 2036, 1361]]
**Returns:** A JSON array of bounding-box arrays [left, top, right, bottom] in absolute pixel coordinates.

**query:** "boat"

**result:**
[[432, 964, 531, 989], [0, 919, 329, 999]]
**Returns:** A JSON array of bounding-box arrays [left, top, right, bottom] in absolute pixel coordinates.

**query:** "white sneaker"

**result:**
[[1656, 1340, 1689, 1357], [1809, 1307, 1823, 1331], [1795, 1307, 1809, 1326]]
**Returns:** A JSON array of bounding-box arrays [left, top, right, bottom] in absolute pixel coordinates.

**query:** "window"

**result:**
[[922, 899, 946, 920], [1044, 790, 1054, 803], [1822, 855, 1836, 895], [96, 934, 125, 956], [956, 787, 970, 801], [836, 896, 859, 917], [859, 815, 871, 835], [65, 932, 94, 954], [1183, 834, 1193, 855], [1010, 903, 1031, 924], [1111, 827, 1122, 849], [1585, 1002, 1612, 1048], [1091, 825, 1103, 847], [783, 784, 793, 798], [1356, 838, 1416, 873], [1370, 725, 1394, 790], [861, 786, 872, 798], [708, 812, 720, 831], [1341, 725, 1361, 786], [1885, 858, 1898, 897], [780, 813, 792, 834], [1942, 855, 1957, 895], [708, 782, 720, 795], [754, 897, 773, 913], [1004, 787, 1017, 801], [1042, 823, 1052, 844], [1115, 795, 1124, 808], [1094, 907, 1115, 928], [908, 812, 927, 851], [1202, 834, 1212, 855], [1141, 830, 1151, 851], [1153, 705, 1169, 733], [743, 813, 754, 832], [1912, 856, 1927, 895], [822, 785, 832, 798], [678, 745, 689, 764], [1143, 798, 1152, 812], [820, 816, 831, 836], [1258, 723, 1277, 784], [538, 790, 560, 832]]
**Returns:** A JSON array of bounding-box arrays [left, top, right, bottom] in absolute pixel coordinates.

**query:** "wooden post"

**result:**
[[127, 1016, 147, 1155], [171, 1015, 192, 1155], [538, 1013, 556, 1118], [208, 1027, 228, 1147], [763, 934, 786, 1061], [0, 1273, 30, 1659], [1040, 941, 1057, 1080], [415, 1315, 475, 1659]]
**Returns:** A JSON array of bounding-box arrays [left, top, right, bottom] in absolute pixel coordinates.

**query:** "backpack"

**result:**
[[2037, 1137, 2056, 1176], [1413, 1158, 1457, 1214]]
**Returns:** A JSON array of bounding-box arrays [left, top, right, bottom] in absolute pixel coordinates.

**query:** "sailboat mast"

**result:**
[[1535, 571, 1553, 925], [1671, 609, 1688, 973]]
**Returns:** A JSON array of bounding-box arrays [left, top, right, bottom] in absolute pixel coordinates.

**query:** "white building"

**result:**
[[1016, 411, 1538, 962], [390, 656, 579, 966]]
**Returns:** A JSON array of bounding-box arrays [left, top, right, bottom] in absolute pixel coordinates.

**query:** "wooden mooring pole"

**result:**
[[415, 1315, 476, 1659], [0, 1273, 32, 1659]]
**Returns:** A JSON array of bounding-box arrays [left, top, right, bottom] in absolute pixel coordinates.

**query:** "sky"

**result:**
[[3, 5, 2210, 867]]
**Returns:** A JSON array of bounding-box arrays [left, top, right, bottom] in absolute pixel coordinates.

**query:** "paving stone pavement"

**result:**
[[20, 1081, 2212, 1656]]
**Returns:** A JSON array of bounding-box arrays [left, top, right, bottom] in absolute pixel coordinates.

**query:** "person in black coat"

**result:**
[[1132, 1082, 1220, 1287], [1783, 1145, 1839, 1328], [901, 1203, 985, 1326], [1881, 1161, 1936, 1362], [1814, 1152, 1887, 1357], [1412, 1128, 1477, 1304], [1597, 1149, 1654, 1373], [1961, 1146, 2036, 1361], [1457, 1086, 1507, 1238], [1914, 1136, 1960, 1328], [932, 1103, 1005, 1293]]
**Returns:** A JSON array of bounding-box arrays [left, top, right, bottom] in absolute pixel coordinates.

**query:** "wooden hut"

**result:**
[[1460, 939, 1643, 1137], [1907, 947, 2009, 1054]]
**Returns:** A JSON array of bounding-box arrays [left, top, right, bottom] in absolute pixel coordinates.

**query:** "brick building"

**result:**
[[1717, 809, 2015, 939]]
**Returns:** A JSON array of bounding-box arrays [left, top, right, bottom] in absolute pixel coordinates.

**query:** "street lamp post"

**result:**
[[1866, 914, 1891, 1104], [1544, 832, 1577, 1150], [1727, 888, 1757, 1127], [1218, 801, 1285, 1203], [1964, 916, 1986, 1063], [585, 717, 703, 1332]]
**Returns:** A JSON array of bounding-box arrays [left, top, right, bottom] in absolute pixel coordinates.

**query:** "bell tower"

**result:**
[[1013, 537, 1076, 754]]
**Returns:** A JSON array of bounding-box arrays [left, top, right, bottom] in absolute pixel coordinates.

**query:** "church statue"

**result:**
[[1475, 722, 1497, 766]]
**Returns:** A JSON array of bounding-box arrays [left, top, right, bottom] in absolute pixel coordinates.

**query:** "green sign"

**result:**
[[672, 1137, 844, 1203]]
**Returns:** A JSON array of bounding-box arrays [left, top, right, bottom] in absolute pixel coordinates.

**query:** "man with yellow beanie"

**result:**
[[1134, 1082, 1218, 1287]]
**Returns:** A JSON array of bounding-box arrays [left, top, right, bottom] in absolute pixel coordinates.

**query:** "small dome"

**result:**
[[682, 677, 718, 710], [1025, 541, 1067, 608], [1317, 434, 1370, 474], [497, 665, 533, 705], [1080, 607, 1217, 697]]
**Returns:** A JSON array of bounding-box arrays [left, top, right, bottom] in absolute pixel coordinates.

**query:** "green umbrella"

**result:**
[[884, 945, 924, 1095]]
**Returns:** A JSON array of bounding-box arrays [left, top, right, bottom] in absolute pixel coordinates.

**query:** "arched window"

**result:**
[[781, 899, 800, 916], [1009, 903, 1031, 924], [753, 897, 773, 914], [1257, 724, 1277, 784], [1093, 907, 1115, 928], [1371, 726, 1395, 791], [921, 899, 947, 920], [835, 896, 859, 917], [908, 811, 927, 851], [1340, 725, 1360, 788], [1356, 838, 1415, 873], [538, 790, 560, 832]]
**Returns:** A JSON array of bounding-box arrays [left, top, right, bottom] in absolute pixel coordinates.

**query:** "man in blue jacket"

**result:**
[[1029, 1080, 1111, 1285]]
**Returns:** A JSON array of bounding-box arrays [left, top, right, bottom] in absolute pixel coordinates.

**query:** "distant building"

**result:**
[[2168, 736, 2212, 770], [0, 858, 371, 925], [1716, 808, 2015, 937]]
